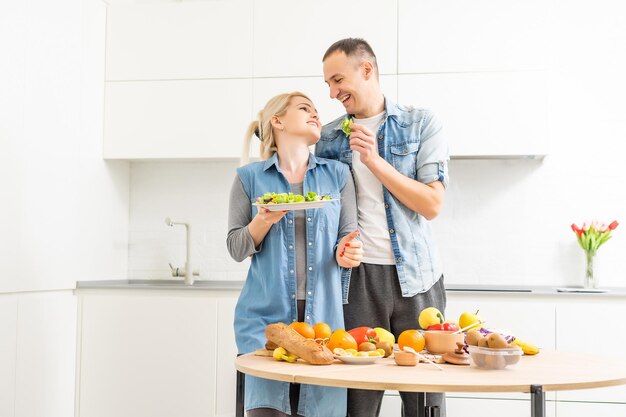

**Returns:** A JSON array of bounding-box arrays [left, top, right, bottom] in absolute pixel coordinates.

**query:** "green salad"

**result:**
[[341, 117, 353, 136], [256, 191, 331, 204]]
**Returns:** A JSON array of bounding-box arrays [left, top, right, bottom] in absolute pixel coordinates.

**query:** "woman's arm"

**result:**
[[226, 176, 286, 261]]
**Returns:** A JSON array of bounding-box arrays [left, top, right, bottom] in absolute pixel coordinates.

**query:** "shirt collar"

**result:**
[[262, 152, 327, 172]]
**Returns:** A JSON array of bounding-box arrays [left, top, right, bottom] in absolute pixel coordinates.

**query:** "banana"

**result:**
[[511, 338, 540, 355], [273, 347, 299, 362]]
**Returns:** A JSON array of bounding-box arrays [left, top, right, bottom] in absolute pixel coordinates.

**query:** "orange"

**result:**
[[326, 329, 358, 352], [398, 329, 425, 353], [289, 321, 315, 339], [313, 322, 332, 340]]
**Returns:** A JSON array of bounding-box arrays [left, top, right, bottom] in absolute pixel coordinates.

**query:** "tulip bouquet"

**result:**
[[570, 220, 619, 288]]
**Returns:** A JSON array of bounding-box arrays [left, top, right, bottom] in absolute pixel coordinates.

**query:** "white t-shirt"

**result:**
[[351, 111, 395, 265]]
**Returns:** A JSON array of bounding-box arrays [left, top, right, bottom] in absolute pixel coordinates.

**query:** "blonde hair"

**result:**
[[240, 91, 312, 166]]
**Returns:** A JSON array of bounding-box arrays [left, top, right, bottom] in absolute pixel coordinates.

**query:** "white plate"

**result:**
[[334, 355, 382, 365], [253, 199, 338, 212]]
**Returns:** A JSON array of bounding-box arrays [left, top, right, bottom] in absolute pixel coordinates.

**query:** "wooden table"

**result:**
[[235, 351, 626, 417]]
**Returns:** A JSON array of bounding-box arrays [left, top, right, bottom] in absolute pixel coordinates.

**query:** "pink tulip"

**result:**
[[609, 220, 619, 230]]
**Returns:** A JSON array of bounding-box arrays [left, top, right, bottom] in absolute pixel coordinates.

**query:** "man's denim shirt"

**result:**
[[234, 153, 349, 416], [316, 98, 449, 297]]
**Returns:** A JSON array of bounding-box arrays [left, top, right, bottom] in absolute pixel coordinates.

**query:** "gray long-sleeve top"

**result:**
[[227, 173, 357, 300]]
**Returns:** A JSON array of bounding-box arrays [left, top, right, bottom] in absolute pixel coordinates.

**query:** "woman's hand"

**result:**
[[256, 207, 288, 225], [336, 230, 363, 268], [248, 207, 288, 247]]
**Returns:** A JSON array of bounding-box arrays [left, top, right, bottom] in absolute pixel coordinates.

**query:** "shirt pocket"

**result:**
[[390, 142, 419, 178], [316, 191, 341, 232]]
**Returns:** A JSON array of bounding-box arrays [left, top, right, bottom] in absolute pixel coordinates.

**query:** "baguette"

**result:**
[[265, 322, 334, 365]]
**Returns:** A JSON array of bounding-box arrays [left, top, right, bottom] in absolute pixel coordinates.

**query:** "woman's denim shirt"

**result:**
[[316, 98, 449, 297], [234, 153, 349, 417]]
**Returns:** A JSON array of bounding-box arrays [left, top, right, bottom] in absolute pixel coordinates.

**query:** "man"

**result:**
[[315, 38, 449, 417]]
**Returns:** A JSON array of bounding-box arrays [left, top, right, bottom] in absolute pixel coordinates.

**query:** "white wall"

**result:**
[[0, 0, 129, 415], [120, 0, 626, 289]]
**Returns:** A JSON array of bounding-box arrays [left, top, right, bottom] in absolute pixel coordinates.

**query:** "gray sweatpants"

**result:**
[[343, 263, 447, 417]]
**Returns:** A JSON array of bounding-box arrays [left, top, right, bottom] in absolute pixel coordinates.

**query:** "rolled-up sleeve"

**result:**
[[416, 111, 449, 188]]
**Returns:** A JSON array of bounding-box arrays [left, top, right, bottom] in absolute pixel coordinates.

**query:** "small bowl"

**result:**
[[424, 331, 465, 354], [468, 345, 523, 370], [394, 351, 418, 366]]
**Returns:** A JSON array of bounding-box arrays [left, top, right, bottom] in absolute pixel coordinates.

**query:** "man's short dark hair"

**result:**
[[323, 38, 378, 75]]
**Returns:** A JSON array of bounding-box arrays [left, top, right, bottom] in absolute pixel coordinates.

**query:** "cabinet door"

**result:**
[[555, 300, 626, 404], [215, 296, 239, 417], [78, 293, 218, 417], [0, 295, 17, 417], [104, 79, 253, 159]]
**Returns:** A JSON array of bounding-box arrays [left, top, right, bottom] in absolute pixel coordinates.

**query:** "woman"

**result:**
[[227, 92, 362, 417]]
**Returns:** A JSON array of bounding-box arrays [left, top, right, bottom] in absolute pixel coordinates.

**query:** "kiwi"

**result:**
[[477, 337, 489, 347], [358, 342, 376, 352], [465, 330, 483, 346], [375, 341, 393, 357], [486, 333, 508, 349]]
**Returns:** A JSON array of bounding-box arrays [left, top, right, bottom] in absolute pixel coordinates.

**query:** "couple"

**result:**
[[227, 38, 449, 417]]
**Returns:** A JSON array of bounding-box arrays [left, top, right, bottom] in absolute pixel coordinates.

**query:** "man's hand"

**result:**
[[336, 230, 363, 268], [349, 123, 379, 165]]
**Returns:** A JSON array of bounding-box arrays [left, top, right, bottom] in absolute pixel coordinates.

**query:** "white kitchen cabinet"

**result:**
[[398, 71, 550, 158], [104, 79, 253, 159], [0, 295, 17, 417], [105, 0, 253, 81], [398, 0, 551, 73], [556, 401, 626, 416], [76, 289, 240, 417], [14, 292, 77, 417], [555, 300, 626, 404], [252, 0, 397, 78]]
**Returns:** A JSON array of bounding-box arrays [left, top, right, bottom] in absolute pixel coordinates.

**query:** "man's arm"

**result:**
[[347, 121, 446, 220], [363, 157, 444, 220]]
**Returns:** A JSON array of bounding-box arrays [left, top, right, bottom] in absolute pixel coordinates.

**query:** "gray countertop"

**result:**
[[75, 279, 626, 296]]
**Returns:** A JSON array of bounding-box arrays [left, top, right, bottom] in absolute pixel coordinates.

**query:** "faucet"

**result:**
[[165, 217, 199, 285]]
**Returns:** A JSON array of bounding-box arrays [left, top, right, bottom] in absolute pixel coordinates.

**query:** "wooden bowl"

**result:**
[[424, 331, 465, 354], [394, 351, 418, 366]]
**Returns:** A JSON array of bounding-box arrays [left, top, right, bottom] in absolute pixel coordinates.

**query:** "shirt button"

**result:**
[[307, 217, 311, 222], [290, 269, 294, 274], [396, 257, 402, 262], [308, 267, 313, 271], [288, 244, 293, 249], [385, 204, 389, 209], [292, 294, 296, 299], [308, 291, 312, 295], [306, 315, 310, 320], [308, 241, 312, 246], [378, 134, 384, 140], [389, 229, 395, 234], [288, 219, 293, 224]]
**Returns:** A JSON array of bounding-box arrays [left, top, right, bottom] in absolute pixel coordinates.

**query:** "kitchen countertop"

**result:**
[[75, 279, 626, 296]]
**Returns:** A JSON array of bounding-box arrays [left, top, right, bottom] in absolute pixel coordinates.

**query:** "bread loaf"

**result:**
[[265, 322, 334, 365]]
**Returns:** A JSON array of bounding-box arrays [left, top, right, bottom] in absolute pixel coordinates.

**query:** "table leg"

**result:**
[[236, 354, 245, 417], [530, 384, 545, 417]]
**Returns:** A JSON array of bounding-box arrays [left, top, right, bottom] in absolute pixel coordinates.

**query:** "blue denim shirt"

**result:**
[[316, 98, 449, 297], [234, 153, 349, 417]]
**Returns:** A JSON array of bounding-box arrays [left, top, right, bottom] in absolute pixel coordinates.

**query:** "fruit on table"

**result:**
[[348, 326, 379, 345], [427, 322, 459, 332], [273, 347, 299, 363], [373, 327, 395, 345], [486, 333, 508, 349], [465, 329, 483, 346], [313, 322, 332, 344], [398, 329, 426, 352], [289, 321, 315, 339], [419, 307, 445, 330], [358, 341, 377, 352], [375, 341, 393, 357], [511, 338, 540, 355], [327, 329, 358, 352], [458, 310, 482, 331]]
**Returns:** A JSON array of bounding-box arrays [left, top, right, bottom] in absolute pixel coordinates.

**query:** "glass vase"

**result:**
[[584, 251, 598, 289]]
